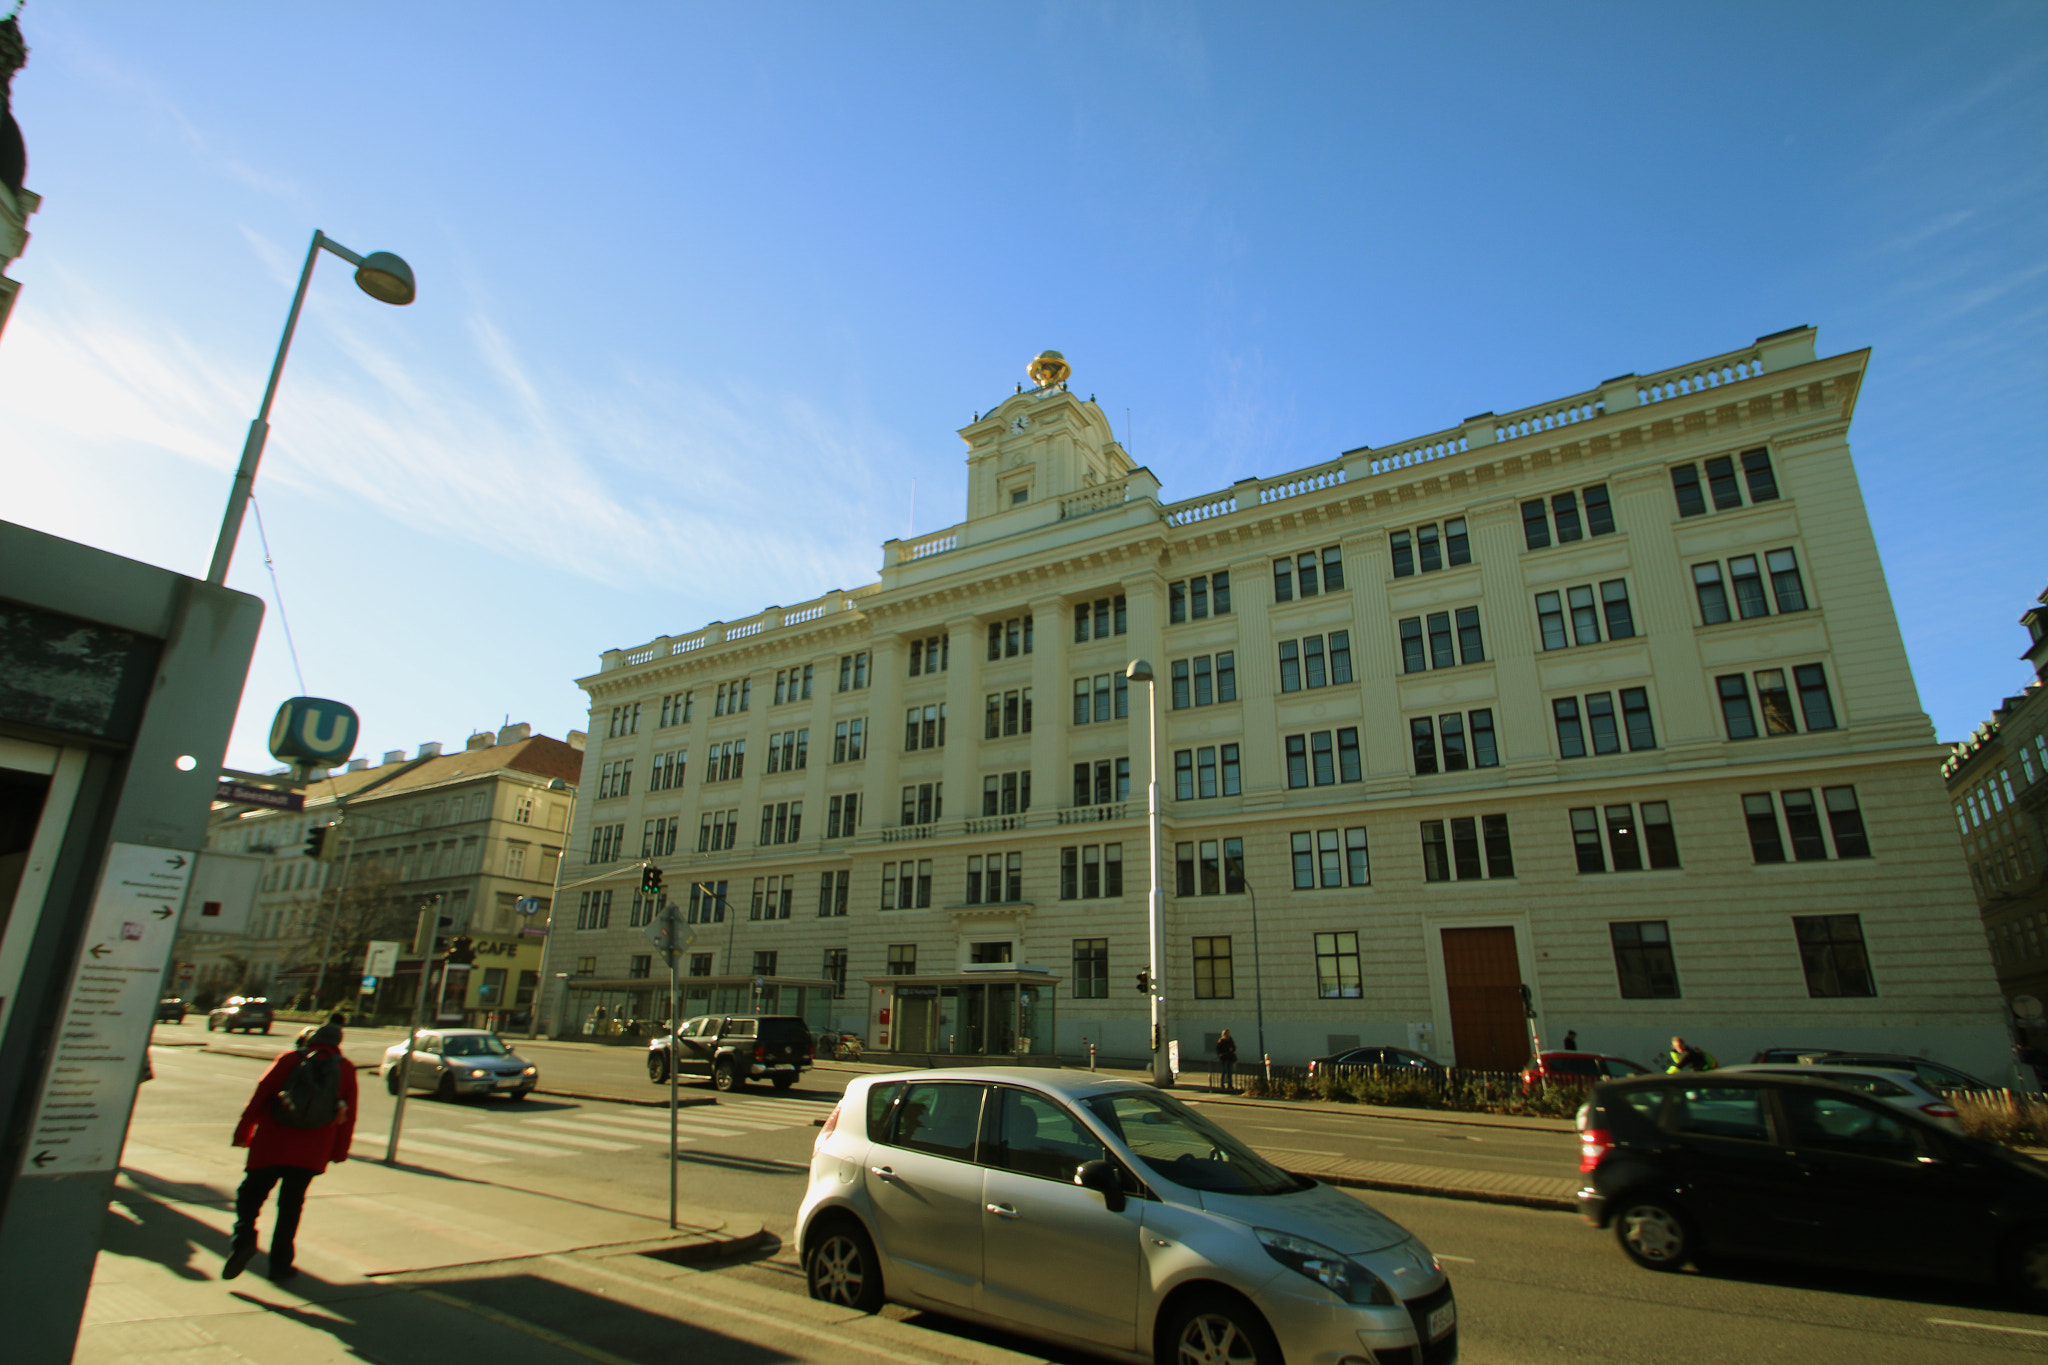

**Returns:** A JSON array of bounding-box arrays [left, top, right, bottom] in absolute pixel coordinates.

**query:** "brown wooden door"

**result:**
[[1441, 926, 1528, 1071]]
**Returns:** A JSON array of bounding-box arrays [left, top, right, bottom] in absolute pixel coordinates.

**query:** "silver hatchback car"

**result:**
[[798, 1067, 1457, 1365]]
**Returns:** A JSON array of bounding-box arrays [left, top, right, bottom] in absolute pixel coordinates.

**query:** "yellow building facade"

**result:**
[[570, 329, 2006, 1075]]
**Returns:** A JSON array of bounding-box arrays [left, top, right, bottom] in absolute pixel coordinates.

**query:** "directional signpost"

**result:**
[[641, 873, 690, 1230]]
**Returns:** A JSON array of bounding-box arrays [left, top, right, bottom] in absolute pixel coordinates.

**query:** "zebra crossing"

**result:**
[[392, 1095, 834, 1166]]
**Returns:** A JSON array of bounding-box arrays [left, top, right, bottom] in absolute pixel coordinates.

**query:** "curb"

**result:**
[[1296, 1168, 1578, 1213], [1191, 1091, 1578, 1134], [638, 1223, 777, 1265]]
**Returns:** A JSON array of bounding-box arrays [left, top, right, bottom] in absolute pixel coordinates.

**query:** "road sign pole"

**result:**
[[384, 902, 440, 1165], [666, 902, 680, 1230]]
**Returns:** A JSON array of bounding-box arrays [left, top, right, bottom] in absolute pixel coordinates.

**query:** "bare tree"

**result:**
[[287, 865, 418, 1007]]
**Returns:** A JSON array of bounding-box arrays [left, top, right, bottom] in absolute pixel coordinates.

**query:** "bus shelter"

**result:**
[[867, 966, 1060, 1061]]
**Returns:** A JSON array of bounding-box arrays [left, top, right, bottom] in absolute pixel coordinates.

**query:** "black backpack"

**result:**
[[271, 1050, 342, 1128]]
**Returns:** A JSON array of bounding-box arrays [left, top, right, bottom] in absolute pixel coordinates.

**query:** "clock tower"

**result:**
[[959, 351, 1136, 523]]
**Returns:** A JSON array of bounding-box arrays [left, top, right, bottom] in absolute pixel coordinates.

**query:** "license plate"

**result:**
[[1427, 1301, 1456, 1342]]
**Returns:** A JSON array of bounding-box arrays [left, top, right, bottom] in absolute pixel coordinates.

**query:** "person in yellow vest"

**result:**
[[1665, 1036, 1717, 1072]]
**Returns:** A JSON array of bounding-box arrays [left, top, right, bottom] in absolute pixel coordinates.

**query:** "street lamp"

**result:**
[[1230, 858, 1266, 1079], [1126, 659, 1171, 1086], [206, 230, 416, 586]]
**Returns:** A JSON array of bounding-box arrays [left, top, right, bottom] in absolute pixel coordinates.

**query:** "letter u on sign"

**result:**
[[269, 697, 361, 768]]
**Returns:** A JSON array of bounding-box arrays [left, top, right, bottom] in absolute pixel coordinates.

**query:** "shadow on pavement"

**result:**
[[1690, 1252, 2042, 1316]]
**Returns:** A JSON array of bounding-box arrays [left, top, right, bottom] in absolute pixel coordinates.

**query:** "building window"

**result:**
[[823, 948, 848, 997], [765, 729, 809, 774], [1059, 843, 1124, 899], [1398, 608, 1483, 672], [838, 652, 870, 691], [1278, 632, 1353, 692], [1173, 744, 1242, 801], [984, 688, 1034, 738], [1072, 672, 1130, 726], [576, 957, 597, 974], [1716, 664, 1837, 741], [1793, 913, 1875, 997], [606, 703, 642, 738], [832, 718, 866, 763], [749, 874, 794, 920], [659, 691, 693, 727], [773, 665, 815, 704], [1609, 921, 1680, 998], [908, 633, 950, 676], [1390, 518, 1472, 577], [695, 809, 736, 853], [712, 680, 752, 716], [965, 851, 1026, 904], [1742, 788, 1871, 863], [1824, 786, 1871, 858], [1571, 802, 1680, 873], [985, 615, 1035, 660], [1421, 814, 1513, 882], [1536, 580, 1634, 651], [981, 771, 1032, 816], [899, 782, 942, 827], [904, 703, 947, 751], [687, 954, 712, 977], [597, 759, 635, 800], [1673, 448, 1779, 517], [818, 870, 850, 917], [1072, 759, 1131, 808], [628, 955, 651, 980], [587, 823, 625, 862], [1175, 837, 1247, 896], [880, 860, 934, 910], [1283, 729, 1361, 788], [1192, 936, 1234, 999], [640, 818, 678, 859], [1553, 689, 1655, 758], [647, 748, 687, 792], [1291, 828, 1370, 889], [825, 792, 861, 838], [1693, 547, 1807, 625], [756, 801, 802, 846], [1171, 653, 1236, 709], [1072, 939, 1108, 998], [752, 950, 778, 977], [574, 890, 613, 929], [1410, 708, 1499, 775], [1169, 572, 1231, 624], [1314, 931, 1362, 999], [887, 943, 916, 975], [703, 739, 746, 783], [1742, 793, 1787, 863], [1273, 546, 1344, 602], [1521, 484, 1615, 550], [1073, 595, 1129, 642]]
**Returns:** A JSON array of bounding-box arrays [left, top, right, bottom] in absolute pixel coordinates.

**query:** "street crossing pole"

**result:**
[[384, 897, 441, 1165]]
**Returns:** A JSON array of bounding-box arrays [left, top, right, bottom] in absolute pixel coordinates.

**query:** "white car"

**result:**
[[1717, 1064, 1962, 1133], [798, 1066, 1457, 1365], [379, 1029, 538, 1101]]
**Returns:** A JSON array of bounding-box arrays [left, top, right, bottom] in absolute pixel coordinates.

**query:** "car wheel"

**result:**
[[806, 1218, 884, 1312], [1159, 1291, 1281, 1365], [261, 1024, 271, 1035], [1615, 1196, 1694, 1271], [2006, 1231, 2048, 1306], [648, 1052, 670, 1084], [772, 1076, 796, 1091], [436, 1074, 458, 1102], [207, 1017, 220, 1032], [385, 1069, 402, 1096], [713, 1062, 742, 1092]]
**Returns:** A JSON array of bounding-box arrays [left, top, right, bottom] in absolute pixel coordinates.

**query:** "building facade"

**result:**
[[567, 330, 2007, 1074], [189, 724, 581, 1024], [1943, 588, 2048, 1048]]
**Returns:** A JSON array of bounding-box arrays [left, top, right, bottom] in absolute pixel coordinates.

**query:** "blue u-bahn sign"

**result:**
[[268, 697, 360, 769]]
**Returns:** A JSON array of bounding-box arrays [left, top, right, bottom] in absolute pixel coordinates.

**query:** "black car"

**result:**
[[648, 1014, 812, 1091], [1577, 1072, 2048, 1301], [206, 996, 273, 1034], [1306, 1044, 1444, 1076], [155, 997, 187, 1024]]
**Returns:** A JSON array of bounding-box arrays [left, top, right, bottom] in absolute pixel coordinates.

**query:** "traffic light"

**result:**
[[446, 936, 476, 966], [1134, 969, 1150, 995], [641, 863, 664, 896], [303, 825, 327, 859]]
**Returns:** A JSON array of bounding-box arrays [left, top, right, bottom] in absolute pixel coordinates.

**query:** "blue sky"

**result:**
[[3, 2, 2043, 772]]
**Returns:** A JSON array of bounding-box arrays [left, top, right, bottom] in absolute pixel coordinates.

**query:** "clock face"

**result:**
[[1010, 415, 1030, 433]]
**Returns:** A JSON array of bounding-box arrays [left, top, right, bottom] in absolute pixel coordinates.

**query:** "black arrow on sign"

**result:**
[[153, 907, 173, 920], [165, 855, 188, 869], [31, 1151, 55, 1168], [89, 944, 110, 959]]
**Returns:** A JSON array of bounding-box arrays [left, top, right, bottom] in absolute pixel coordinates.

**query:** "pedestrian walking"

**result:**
[[224, 1016, 357, 1283], [1562, 1030, 1578, 1051], [1215, 1029, 1239, 1092]]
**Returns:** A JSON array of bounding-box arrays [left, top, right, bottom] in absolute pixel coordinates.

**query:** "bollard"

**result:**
[[1263, 1052, 1272, 1081], [1089, 1040, 1097, 1072]]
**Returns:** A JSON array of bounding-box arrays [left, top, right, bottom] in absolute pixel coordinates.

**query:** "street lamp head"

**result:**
[[353, 251, 417, 305], [1125, 659, 1154, 684]]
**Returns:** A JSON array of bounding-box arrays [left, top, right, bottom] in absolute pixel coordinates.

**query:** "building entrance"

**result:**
[[1441, 926, 1527, 1071]]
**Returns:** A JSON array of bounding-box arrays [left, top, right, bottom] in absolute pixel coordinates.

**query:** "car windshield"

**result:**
[[1084, 1090, 1304, 1196], [441, 1035, 510, 1057]]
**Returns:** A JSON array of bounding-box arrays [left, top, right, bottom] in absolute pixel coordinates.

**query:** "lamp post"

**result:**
[[206, 230, 415, 586], [1230, 858, 1267, 1078], [1125, 660, 1171, 1086]]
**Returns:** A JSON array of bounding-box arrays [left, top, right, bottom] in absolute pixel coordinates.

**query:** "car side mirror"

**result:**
[[1075, 1159, 1127, 1213]]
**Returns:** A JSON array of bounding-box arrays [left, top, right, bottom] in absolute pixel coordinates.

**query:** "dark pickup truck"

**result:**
[[647, 1014, 813, 1091]]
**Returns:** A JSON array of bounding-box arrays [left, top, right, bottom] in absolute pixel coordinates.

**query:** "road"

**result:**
[[129, 1035, 2048, 1363]]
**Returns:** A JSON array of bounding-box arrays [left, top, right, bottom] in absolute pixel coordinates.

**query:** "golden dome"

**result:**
[[1027, 350, 1071, 389]]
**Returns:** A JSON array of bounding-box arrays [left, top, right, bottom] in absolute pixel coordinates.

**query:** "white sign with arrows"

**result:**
[[22, 842, 196, 1177]]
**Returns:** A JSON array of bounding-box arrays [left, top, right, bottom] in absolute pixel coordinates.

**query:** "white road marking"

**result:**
[[428, 1129, 579, 1157], [1925, 1318, 2048, 1339], [1435, 1254, 1476, 1263], [1258, 1145, 1343, 1157]]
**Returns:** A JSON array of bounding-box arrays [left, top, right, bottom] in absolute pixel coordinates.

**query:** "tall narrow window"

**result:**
[[1781, 789, 1829, 861], [1417, 524, 1442, 573], [1672, 464, 1707, 518], [1767, 549, 1808, 612], [1743, 793, 1785, 863], [1522, 499, 1552, 550], [1439, 713, 1467, 771], [1585, 693, 1620, 755], [1278, 641, 1301, 693], [1754, 669, 1796, 735], [1411, 718, 1438, 775], [1600, 580, 1635, 640], [1730, 556, 1769, 619], [1456, 607, 1485, 664], [1552, 491, 1583, 543], [1611, 921, 1681, 999], [1390, 530, 1414, 578], [1694, 564, 1730, 624], [1470, 709, 1498, 768], [1571, 807, 1605, 873], [1706, 455, 1743, 510], [1568, 585, 1601, 645], [1399, 618, 1426, 674], [1795, 665, 1837, 732], [1315, 932, 1362, 999], [1192, 937, 1234, 999], [1741, 448, 1779, 503], [1718, 675, 1758, 740], [1450, 816, 1483, 880], [1420, 821, 1449, 883], [1445, 517, 1471, 565], [1621, 688, 1656, 751], [1582, 486, 1614, 536], [1286, 735, 1309, 789], [1482, 814, 1514, 877], [1605, 805, 1643, 871], [1303, 636, 1327, 689], [1824, 787, 1870, 859], [1536, 592, 1567, 650], [1427, 612, 1455, 670], [1642, 801, 1680, 869], [1554, 698, 1586, 758], [1337, 728, 1361, 783], [1272, 559, 1293, 603], [1329, 632, 1353, 684], [1794, 913, 1874, 998]]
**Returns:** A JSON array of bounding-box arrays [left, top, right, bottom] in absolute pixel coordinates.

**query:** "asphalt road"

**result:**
[[138, 1037, 2048, 1364]]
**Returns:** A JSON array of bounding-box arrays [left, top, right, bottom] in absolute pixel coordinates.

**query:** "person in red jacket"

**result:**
[[224, 1017, 358, 1283]]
